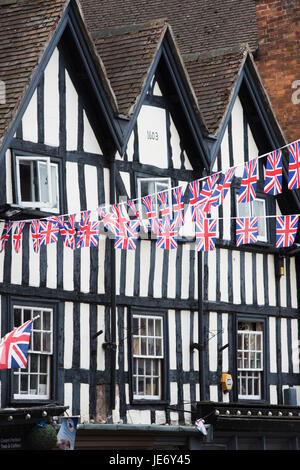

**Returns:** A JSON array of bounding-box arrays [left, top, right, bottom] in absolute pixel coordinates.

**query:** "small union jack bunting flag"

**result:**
[[172, 186, 185, 227], [0, 317, 37, 369], [238, 158, 258, 204], [288, 140, 300, 190], [157, 190, 171, 220], [141, 195, 159, 233], [39, 220, 60, 246], [99, 207, 119, 236], [127, 199, 147, 232], [195, 419, 207, 436], [13, 221, 25, 253], [210, 167, 236, 208], [195, 217, 217, 252], [114, 220, 140, 250], [48, 215, 68, 242], [197, 173, 220, 213], [31, 220, 41, 254], [236, 217, 258, 247], [0, 221, 13, 252], [188, 179, 203, 221], [156, 218, 179, 250], [264, 149, 282, 195], [276, 215, 299, 248], [112, 204, 130, 232], [63, 214, 77, 249], [77, 211, 100, 248]]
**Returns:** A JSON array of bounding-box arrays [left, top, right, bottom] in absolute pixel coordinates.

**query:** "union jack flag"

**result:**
[[172, 186, 185, 227], [99, 207, 119, 236], [48, 215, 67, 242], [63, 214, 77, 249], [127, 199, 147, 232], [210, 167, 236, 207], [0, 221, 13, 252], [195, 217, 217, 252], [238, 158, 258, 203], [264, 149, 282, 195], [288, 140, 300, 190], [0, 318, 35, 369], [13, 221, 25, 253], [195, 419, 207, 436], [77, 211, 100, 248], [31, 220, 42, 253], [236, 217, 258, 246], [39, 220, 60, 246], [276, 215, 299, 248], [156, 218, 179, 250], [157, 190, 171, 220], [197, 174, 220, 213], [114, 221, 140, 250], [142, 195, 159, 233], [188, 180, 205, 221]]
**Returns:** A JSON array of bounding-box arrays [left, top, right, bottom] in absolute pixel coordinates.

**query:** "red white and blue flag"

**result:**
[[264, 149, 282, 195], [189, 179, 203, 221], [99, 207, 119, 236], [238, 158, 258, 203], [114, 220, 140, 250], [0, 221, 13, 252], [127, 199, 147, 232], [142, 195, 159, 233], [172, 186, 185, 227], [210, 167, 236, 207], [157, 190, 171, 220], [276, 215, 299, 248], [195, 419, 207, 436], [63, 214, 77, 250], [0, 317, 37, 369], [39, 220, 60, 246], [288, 141, 300, 190], [195, 217, 217, 251], [197, 174, 220, 213], [13, 221, 25, 254], [157, 218, 179, 250], [31, 220, 42, 253], [77, 211, 100, 248], [236, 217, 258, 246]]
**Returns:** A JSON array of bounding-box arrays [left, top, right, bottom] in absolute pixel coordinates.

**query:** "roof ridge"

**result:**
[[183, 44, 249, 63], [91, 18, 168, 40]]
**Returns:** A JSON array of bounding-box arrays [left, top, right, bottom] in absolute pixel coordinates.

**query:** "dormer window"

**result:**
[[15, 155, 59, 213]]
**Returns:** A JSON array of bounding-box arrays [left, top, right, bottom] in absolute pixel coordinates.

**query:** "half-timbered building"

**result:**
[[0, 0, 300, 450]]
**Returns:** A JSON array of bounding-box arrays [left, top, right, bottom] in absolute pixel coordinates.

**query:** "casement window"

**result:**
[[15, 155, 59, 213], [236, 196, 267, 242], [132, 314, 164, 400], [137, 177, 172, 221], [12, 305, 53, 400], [237, 321, 263, 400]]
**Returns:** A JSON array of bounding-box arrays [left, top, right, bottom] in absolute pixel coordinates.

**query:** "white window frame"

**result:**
[[12, 305, 53, 401], [15, 155, 59, 213], [132, 314, 164, 400], [237, 325, 263, 400], [236, 196, 267, 242], [137, 177, 172, 222]]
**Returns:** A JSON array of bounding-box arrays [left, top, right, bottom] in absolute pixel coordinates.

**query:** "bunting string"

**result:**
[[1, 138, 300, 253]]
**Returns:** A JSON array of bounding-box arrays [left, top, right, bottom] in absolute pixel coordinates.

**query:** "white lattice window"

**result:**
[[15, 155, 59, 213], [236, 196, 267, 242], [13, 306, 53, 400], [237, 322, 263, 399], [132, 314, 163, 400]]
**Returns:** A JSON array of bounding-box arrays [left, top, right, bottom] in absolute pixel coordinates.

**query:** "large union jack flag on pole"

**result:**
[[210, 167, 236, 208], [0, 317, 38, 369], [264, 149, 282, 195], [156, 218, 179, 250], [236, 217, 258, 247], [238, 158, 258, 203], [195, 217, 217, 252], [288, 140, 300, 190], [276, 215, 299, 248]]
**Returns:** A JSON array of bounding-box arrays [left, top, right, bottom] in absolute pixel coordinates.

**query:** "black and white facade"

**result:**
[[1, 1, 300, 451]]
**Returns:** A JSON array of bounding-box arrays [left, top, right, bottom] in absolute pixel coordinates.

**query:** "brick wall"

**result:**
[[255, 0, 300, 142]]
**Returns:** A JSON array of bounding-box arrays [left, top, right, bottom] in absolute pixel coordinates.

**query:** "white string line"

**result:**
[[5, 138, 299, 225]]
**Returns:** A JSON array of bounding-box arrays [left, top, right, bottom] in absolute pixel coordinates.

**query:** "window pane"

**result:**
[[155, 319, 161, 336], [21, 374, 28, 394], [30, 354, 38, 373], [156, 338, 162, 356], [133, 338, 139, 355], [33, 313, 41, 329], [19, 161, 34, 202], [38, 161, 49, 203], [148, 319, 154, 336], [40, 355, 47, 373], [133, 317, 139, 335], [30, 375, 38, 395], [43, 333, 51, 353], [141, 338, 147, 355], [33, 332, 41, 351], [24, 309, 31, 322], [50, 165, 58, 208], [14, 308, 22, 327], [140, 318, 146, 336], [148, 338, 154, 356], [237, 201, 251, 218]]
